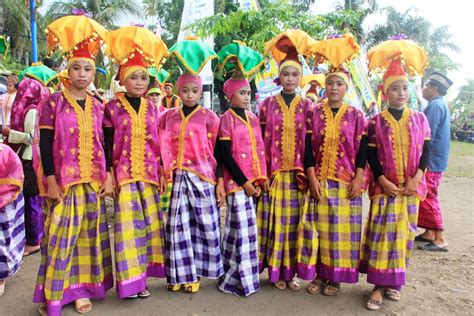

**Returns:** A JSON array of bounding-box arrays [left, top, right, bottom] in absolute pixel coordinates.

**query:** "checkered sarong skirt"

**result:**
[[160, 182, 173, 213], [297, 179, 362, 283], [257, 171, 307, 282], [360, 194, 419, 288], [114, 181, 165, 298], [33, 183, 113, 316], [165, 170, 223, 285], [218, 190, 259, 296], [0, 193, 25, 279]]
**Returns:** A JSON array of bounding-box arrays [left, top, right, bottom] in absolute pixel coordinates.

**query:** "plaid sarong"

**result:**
[[114, 181, 165, 298], [360, 194, 419, 288], [298, 180, 362, 283], [165, 170, 223, 285], [218, 190, 259, 296], [0, 193, 25, 279], [160, 182, 173, 213], [33, 183, 113, 316], [257, 171, 307, 282]]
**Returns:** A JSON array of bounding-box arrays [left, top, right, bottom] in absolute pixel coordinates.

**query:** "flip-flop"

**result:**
[[418, 241, 448, 252], [414, 235, 433, 243], [287, 278, 301, 291], [366, 287, 384, 311], [384, 288, 401, 301], [24, 247, 40, 257], [75, 298, 92, 314], [307, 279, 326, 295], [38, 305, 48, 316], [138, 288, 150, 298], [272, 280, 287, 290], [322, 282, 341, 296]]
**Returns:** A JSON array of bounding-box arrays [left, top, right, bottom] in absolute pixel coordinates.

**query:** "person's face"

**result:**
[[386, 80, 409, 109], [124, 71, 149, 97], [164, 85, 173, 96], [68, 61, 94, 90], [7, 82, 16, 93], [422, 81, 437, 101], [279, 68, 301, 93], [325, 75, 347, 103], [231, 87, 251, 110], [147, 92, 161, 105], [179, 82, 201, 107]]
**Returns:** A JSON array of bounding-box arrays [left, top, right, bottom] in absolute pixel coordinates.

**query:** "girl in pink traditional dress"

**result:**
[[159, 71, 225, 293], [257, 31, 315, 291], [217, 77, 267, 296], [0, 143, 25, 297], [104, 26, 168, 299], [34, 18, 114, 314], [361, 59, 431, 311]]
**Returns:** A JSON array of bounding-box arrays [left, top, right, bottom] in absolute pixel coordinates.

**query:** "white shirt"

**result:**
[[8, 108, 37, 160]]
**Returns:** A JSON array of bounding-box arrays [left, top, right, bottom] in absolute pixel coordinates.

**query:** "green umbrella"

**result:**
[[0, 36, 8, 55], [148, 67, 171, 84], [19, 64, 59, 86], [216, 41, 264, 78], [169, 36, 217, 75]]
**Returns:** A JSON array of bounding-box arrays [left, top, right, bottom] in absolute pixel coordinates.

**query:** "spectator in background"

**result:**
[[417, 72, 453, 252]]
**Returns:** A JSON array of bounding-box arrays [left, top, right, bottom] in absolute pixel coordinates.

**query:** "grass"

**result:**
[[445, 141, 474, 178]]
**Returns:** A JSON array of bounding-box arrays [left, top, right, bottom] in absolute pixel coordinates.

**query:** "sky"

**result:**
[[39, 0, 472, 99]]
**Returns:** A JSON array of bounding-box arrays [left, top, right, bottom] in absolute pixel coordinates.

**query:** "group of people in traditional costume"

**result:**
[[0, 12, 453, 315]]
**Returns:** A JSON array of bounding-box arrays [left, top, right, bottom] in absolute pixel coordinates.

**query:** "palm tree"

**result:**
[[365, 6, 460, 74], [0, 0, 34, 64], [45, 0, 143, 29]]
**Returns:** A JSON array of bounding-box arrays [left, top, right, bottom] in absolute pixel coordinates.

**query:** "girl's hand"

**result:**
[[99, 172, 115, 197], [243, 181, 258, 197], [216, 178, 226, 207], [46, 175, 63, 202], [306, 167, 321, 200], [347, 168, 364, 199], [379, 176, 402, 197], [403, 170, 423, 196], [262, 179, 270, 192], [160, 173, 168, 194]]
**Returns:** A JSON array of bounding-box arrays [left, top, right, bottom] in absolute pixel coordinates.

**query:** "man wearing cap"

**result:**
[[417, 72, 453, 252], [162, 83, 181, 108]]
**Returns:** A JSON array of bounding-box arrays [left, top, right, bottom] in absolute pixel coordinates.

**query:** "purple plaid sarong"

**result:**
[[0, 193, 25, 279], [218, 190, 259, 296], [165, 170, 223, 285]]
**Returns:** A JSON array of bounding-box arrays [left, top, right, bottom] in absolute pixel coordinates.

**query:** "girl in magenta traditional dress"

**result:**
[[257, 31, 315, 291], [104, 26, 167, 299], [361, 58, 431, 311], [33, 17, 113, 315]]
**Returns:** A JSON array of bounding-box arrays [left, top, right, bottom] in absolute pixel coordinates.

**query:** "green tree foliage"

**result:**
[[452, 79, 474, 131]]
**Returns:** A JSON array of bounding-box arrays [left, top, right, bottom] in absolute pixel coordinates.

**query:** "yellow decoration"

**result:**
[[367, 39, 428, 76], [310, 33, 360, 69], [264, 29, 317, 63]]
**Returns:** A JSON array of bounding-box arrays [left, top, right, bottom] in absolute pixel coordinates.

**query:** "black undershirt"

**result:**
[[218, 107, 249, 186], [367, 107, 430, 179]]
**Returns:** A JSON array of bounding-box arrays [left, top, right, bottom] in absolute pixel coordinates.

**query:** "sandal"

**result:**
[[366, 286, 384, 311], [384, 288, 401, 301], [167, 284, 183, 292], [184, 280, 200, 293], [75, 298, 92, 314], [287, 277, 301, 291], [307, 278, 327, 295], [38, 304, 48, 316], [125, 294, 138, 299], [24, 245, 40, 257], [272, 280, 287, 290], [138, 288, 151, 298], [322, 282, 341, 296]]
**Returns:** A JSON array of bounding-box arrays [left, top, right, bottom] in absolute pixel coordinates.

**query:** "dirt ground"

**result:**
[[1, 177, 473, 315]]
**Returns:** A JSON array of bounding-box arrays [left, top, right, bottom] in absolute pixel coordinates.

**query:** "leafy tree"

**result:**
[[452, 79, 474, 133]]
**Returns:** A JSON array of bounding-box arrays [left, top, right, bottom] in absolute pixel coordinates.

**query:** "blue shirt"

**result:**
[[424, 96, 450, 172]]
